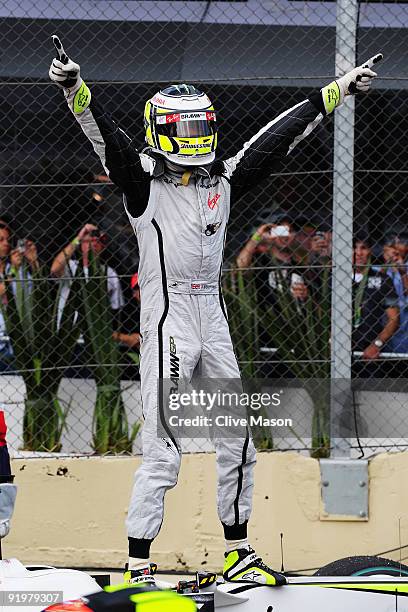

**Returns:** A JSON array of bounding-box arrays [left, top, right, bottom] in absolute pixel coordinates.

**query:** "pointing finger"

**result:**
[[362, 53, 383, 69], [51, 34, 69, 65]]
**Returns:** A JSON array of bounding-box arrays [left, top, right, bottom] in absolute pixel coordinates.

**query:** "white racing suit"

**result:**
[[67, 91, 326, 540]]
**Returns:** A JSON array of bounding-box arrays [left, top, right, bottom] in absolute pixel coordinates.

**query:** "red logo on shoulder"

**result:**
[[208, 193, 221, 210]]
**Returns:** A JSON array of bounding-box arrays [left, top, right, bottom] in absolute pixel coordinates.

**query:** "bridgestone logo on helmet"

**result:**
[[181, 143, 209, 149]]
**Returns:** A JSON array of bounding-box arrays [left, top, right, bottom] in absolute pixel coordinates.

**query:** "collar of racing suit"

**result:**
[[164, 159, 209, 186]]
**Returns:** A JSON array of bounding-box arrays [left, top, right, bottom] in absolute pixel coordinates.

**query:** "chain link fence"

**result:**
[[1, 0, 408, 458]]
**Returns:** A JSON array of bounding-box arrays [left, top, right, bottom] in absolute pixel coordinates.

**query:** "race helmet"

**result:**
[[144, 84, 218, 166]]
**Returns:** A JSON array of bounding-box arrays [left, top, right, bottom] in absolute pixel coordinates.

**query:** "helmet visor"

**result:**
[[156, 111, 217, 138]]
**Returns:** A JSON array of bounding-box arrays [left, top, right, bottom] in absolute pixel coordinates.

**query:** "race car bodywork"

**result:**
[[4, 562, 407, 612], [0, 558, 101, 612], [210, 575, 408, 611]]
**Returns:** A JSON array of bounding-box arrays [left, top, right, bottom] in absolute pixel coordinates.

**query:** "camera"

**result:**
[[89, 229, 108, 245], [16, 239, 26, 253], [270, 225, 290, 238]]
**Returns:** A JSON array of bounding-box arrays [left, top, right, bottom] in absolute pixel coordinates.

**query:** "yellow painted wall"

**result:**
[[6, 452, 408, 572]]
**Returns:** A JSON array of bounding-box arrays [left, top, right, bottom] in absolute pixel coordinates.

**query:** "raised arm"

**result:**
[[236, 224, 273, 269], [49, 36, 153, 218], [224, 54, 383, 201], [50, 223, 97, 278]]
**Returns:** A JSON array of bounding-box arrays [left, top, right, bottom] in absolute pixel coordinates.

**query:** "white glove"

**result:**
[[0, 483, 17, 539], [321, 53, 383, 114], [49, 35, 81, 91], [49, 35, 91, 114]]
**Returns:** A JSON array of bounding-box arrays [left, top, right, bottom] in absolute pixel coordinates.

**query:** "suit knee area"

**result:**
[[216, 436, 257, 468], [139, 450, 181, 484], [246, 438, 257, 464]]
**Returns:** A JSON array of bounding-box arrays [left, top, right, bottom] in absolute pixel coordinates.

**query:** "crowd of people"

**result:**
[[236, 212, 408, 360], [1, 210, 408, 375], [0, 219, 141, 373], [0, 219, 40, 371]]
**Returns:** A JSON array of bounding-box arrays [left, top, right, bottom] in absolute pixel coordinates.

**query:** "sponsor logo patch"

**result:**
[[152, 95, 166, 106], [190, 282, 214, 290], [241, 571, 263, 581], [208, 193, 221, 210], [180, 143, 209, 149], [156, 111, 216, 124], [169, 336, 179, 395]]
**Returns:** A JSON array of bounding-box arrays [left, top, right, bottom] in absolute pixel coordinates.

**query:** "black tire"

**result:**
[[314, 555, 408, 577]]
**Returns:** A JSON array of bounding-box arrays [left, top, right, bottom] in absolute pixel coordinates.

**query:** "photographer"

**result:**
[[0, 222, 12, 371], [113, 272, 141, 350], [0, 226, 39, 372], [51, 223, 124, 327], [9, 239, 40, 274], [304, 225, 332, 296], [393, 233, 408, 264], [353, 237, 399, 361], [236, 219, 308, 304], [310, 229, 332, 260], [381, 235, 408, 354]]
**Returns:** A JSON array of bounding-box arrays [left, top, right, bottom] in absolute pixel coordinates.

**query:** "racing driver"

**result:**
[[49, 35, 382, 586]]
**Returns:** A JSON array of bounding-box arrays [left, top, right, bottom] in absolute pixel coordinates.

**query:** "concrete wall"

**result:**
[[6, 451, 408, 572]]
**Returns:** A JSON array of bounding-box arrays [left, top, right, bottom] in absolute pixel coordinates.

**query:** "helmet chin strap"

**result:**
[[163, 158, 212, 186], [162, 159, 191, 185]]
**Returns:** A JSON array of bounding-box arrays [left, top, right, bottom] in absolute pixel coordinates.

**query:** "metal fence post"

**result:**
[[330, 0, 359, 457]]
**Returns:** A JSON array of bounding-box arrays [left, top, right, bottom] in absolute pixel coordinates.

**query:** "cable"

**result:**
[[288, 544, 408, 575], [352, 388, 365, 459], [200, 0, 211, 24], [5, 168, 408, 190]]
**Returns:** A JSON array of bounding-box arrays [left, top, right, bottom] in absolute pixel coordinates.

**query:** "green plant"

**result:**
[[260, 260, 331, 458], [223, 267, 273, 449], [1, 263, 82, 451], [223, 268, 260, 378], [128, 352, 140, 367], [80, 251, 139, 454], [223, 261, 332, 457]]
